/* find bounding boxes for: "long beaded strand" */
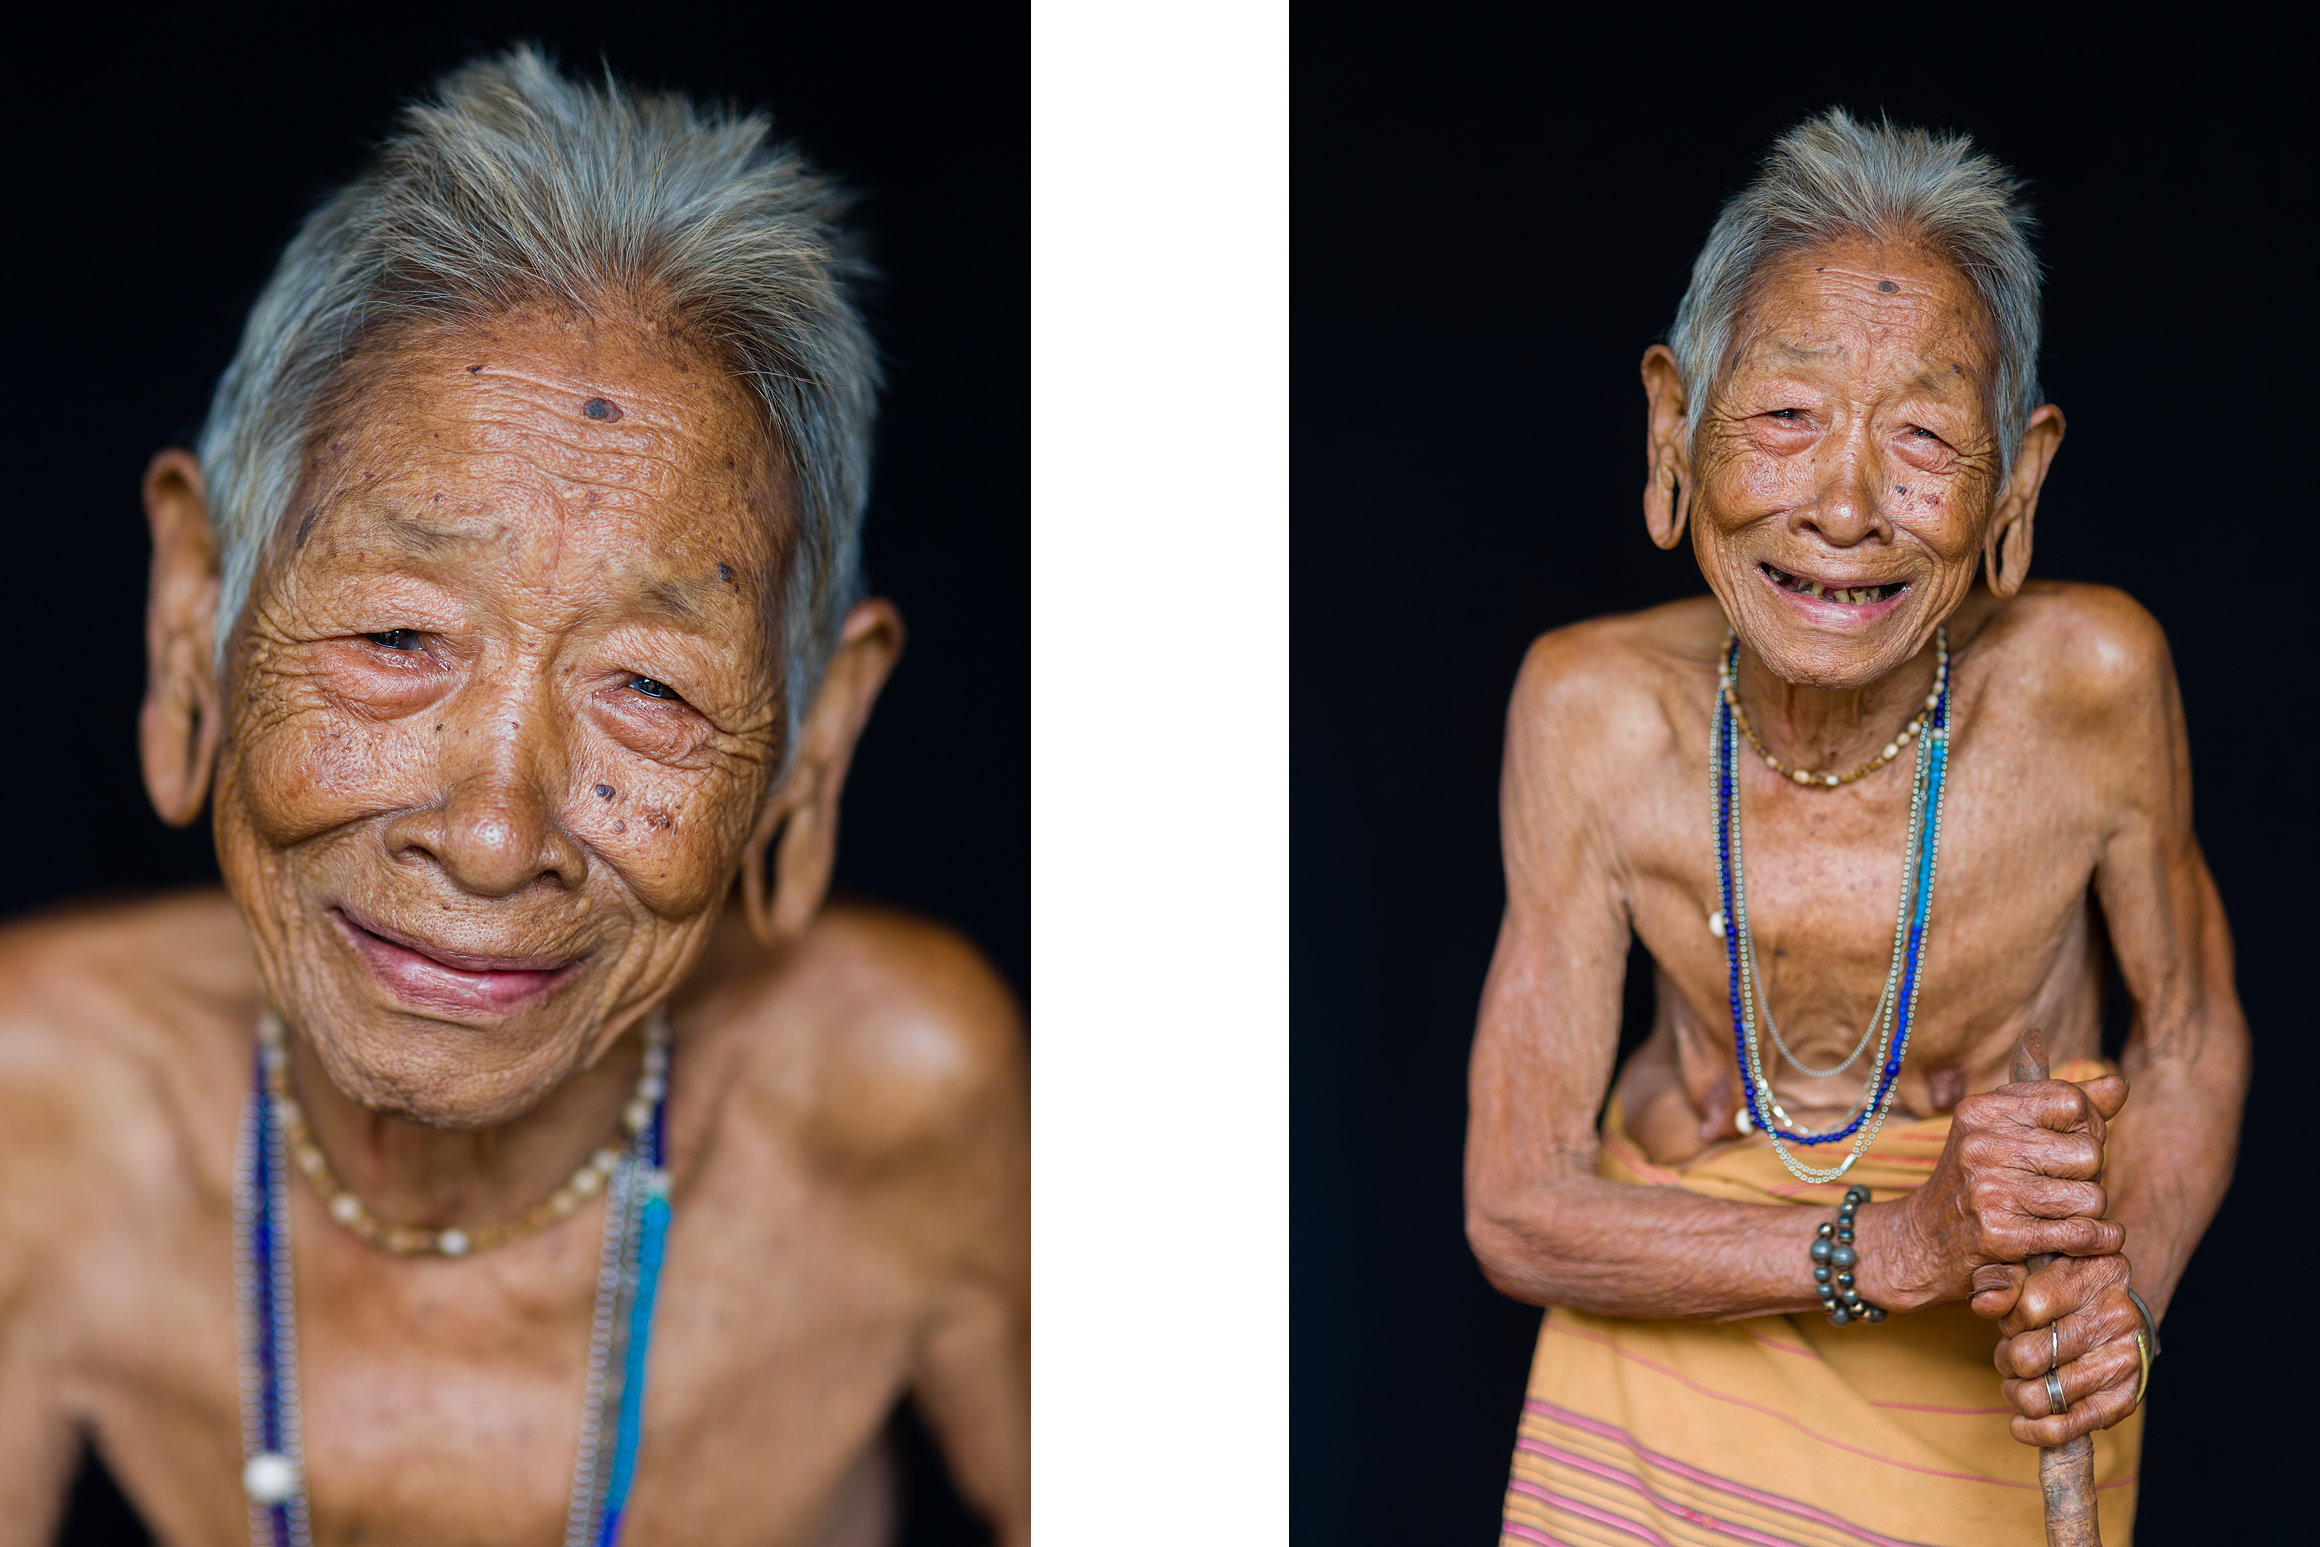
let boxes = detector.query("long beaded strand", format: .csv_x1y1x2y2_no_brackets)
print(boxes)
237,1012,674,1547
1720,633,1946,1087
1714,633,1953,1185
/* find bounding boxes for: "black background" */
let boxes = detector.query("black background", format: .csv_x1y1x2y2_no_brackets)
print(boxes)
1296,12,2313,1546
13,5,1023,1543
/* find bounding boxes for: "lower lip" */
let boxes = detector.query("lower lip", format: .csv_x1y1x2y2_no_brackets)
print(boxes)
1760,567,1909,627
332,911,578,1016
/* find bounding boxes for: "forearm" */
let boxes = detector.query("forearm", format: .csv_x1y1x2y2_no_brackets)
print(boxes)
2104,1040,2246,1321
1467,1169,1862,1320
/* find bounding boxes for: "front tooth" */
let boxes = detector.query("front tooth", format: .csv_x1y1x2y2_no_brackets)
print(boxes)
1809,582,1825,598
1840,588,1857,604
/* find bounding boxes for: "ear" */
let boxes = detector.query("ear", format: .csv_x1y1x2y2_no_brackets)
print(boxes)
139,450,224,827
739,599,905,949
1984,403,2065,598
1640,345,1692,550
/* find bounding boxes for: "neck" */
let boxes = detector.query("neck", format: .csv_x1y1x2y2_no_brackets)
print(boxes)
1732,636,1941,777
289,1023,646,1230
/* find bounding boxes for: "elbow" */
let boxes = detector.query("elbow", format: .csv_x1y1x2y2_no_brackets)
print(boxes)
1465,1184,1557,1306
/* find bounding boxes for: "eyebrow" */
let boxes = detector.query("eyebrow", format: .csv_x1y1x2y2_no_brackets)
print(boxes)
365,510,502,555
641,574,723,623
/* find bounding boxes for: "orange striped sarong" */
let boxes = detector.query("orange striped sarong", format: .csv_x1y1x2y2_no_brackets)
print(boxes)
1500,1062,2141,1547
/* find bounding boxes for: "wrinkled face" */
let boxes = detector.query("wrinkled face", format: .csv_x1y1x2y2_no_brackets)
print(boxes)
1691,238,2003,688
214,310,786,1128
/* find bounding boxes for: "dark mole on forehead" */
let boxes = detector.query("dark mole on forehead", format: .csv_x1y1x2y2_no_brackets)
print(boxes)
717,562,735,583
467,364,483,373
583,397,622,422
1878,280,1899,292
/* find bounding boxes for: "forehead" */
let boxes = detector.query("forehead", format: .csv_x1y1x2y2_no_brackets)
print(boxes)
282,308,784,624
1729,238,1993,390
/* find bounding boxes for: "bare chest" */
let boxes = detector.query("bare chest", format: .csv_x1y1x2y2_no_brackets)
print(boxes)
1622,721,2110,1107
78,1154,930,1547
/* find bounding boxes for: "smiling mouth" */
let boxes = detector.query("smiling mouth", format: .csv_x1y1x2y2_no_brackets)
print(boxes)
332,906,583,1016
1761,562,1906,607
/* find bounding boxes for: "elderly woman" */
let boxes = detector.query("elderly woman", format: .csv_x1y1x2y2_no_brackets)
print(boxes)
0,50,1025,1547
1465,111,2245,1544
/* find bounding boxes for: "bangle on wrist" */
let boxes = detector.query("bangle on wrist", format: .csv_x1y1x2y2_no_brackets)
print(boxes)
2126,1285,2159,1409
1809,1185,1886,1326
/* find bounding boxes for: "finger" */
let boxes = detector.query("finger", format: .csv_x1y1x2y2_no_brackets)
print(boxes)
2012,1178,2108,1221
2000,1080,2114,1145
2003,1214,2125,1262
2078,1074,2129,1123
1969,1263,2024,1321
2008,1358,2142,1446
1997,1287,2136,1373
2000,1333,2141,1433
2011,1268,2131,1340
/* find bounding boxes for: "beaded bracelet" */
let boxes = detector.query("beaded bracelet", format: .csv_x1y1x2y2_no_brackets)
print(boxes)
1809,1185,1887,1325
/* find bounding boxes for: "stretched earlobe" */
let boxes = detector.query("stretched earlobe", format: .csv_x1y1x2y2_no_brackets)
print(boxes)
736,598,905,951
1983,512,2034,598
1645,467,1689,551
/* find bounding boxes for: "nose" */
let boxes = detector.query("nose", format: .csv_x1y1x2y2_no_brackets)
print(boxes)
1793,427,1891,549
382,694,589,898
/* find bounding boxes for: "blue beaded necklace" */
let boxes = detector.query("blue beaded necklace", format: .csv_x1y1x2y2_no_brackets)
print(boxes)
235,1013,673,1547
1714,631,1952,1185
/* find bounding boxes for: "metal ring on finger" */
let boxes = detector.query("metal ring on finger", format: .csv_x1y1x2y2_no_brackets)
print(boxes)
2045,1367,2069,1418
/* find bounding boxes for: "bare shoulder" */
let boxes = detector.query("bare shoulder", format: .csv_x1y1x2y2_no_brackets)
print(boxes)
0,890,258,1274
677,902,1027,1172
1505,595,1725,782
0,888,256,1090
1967,581,2177,732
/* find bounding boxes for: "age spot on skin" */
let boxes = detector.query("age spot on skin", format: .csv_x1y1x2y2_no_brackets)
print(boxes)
717,562,734,584
582,397,623,422
467,364,483,374
1877,279,1899,292
595,784,615,800
645,809,673,830
614,820,627,834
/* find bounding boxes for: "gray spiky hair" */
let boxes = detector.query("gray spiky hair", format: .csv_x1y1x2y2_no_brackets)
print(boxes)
1669,108,2041,473
195,45,879,734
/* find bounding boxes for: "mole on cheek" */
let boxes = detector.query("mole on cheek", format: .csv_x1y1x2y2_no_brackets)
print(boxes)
1877,279,1898,292
596,784,615,799
582,397,623,422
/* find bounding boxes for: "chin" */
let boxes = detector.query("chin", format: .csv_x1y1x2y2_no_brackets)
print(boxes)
299,1010,585,1131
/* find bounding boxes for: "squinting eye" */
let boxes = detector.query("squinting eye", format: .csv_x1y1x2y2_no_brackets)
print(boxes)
1909,426,1939,440
366,629,422,651
628,676,679,701
1766,409,1804,422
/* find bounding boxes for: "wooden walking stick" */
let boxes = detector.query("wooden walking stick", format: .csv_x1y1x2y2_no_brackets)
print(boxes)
2010,1027,2100,1547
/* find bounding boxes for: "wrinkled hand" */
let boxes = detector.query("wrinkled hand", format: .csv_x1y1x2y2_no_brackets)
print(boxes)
1984,1253,2147,1444
1862,1073,2129,1310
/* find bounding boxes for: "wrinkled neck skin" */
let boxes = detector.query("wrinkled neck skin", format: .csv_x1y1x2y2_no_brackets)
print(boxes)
1727,627,1948,774
285,1010,649,1229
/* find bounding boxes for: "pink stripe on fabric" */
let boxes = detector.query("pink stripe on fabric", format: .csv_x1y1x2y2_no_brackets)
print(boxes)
1518,1401,1932,1547
1741,1331,1819,1360
1502,1521,1580,1547
1511,1466,1805,1547
1534,1325,2035,1488
1512,1484,1679,1546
